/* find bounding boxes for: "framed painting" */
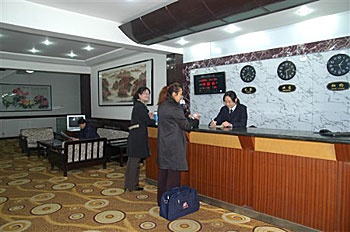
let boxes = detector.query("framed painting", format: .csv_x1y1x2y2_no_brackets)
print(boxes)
0,84,52,112
98,59,153,106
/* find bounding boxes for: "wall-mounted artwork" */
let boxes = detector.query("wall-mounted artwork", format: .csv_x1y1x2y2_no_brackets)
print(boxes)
0,84,52,112
98,59,153,106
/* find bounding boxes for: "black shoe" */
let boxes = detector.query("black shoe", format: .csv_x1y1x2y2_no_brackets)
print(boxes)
124,187,143,192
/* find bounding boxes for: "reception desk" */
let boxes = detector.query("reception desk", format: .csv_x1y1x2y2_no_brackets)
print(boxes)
146,126,350,231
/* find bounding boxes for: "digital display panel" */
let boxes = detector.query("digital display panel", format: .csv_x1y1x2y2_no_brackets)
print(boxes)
193,72,226,95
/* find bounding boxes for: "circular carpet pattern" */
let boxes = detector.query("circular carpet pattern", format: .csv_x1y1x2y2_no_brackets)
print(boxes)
8,205,25,212
222,212,251,224
144,185,157,193
34,184,46,189
8,172,28,179
7,179,31,186
148,206,162,219
28,166,46,172
0,164,13,169
31,192,55,202
93,180,114,187
82,188,94,193
140,221,157,230
0,220,32,232
0,196,8,204
94,210,125,224
49,176,68,183
168,219,202,232
136,194,149,200
69,212,85,220
101,188,124,196
105,172,124,179
84,199,109,209
31,203,62,215
253,226,288,232
52,182,75,190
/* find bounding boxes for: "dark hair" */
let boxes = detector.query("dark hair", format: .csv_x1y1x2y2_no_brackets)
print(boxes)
223,90,240,104
157,82,182,105
77,118,86,125
133,86,150,104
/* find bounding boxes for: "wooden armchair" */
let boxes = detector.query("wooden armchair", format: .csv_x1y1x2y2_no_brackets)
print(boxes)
48,138,107,176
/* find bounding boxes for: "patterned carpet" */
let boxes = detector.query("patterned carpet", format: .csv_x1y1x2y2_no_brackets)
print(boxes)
0,139,289,232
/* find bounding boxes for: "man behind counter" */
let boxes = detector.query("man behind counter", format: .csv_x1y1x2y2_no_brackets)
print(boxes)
72,118,100,140
209,90,247,128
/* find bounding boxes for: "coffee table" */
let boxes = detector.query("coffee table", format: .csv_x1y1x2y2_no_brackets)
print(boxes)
37,139,63,157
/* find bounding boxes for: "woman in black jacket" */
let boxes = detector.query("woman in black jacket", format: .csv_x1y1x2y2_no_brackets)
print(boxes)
124,87,155,192
156,83,200,206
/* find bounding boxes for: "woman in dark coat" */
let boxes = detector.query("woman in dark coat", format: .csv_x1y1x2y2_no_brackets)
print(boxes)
124,87,155,192
156,83,200,206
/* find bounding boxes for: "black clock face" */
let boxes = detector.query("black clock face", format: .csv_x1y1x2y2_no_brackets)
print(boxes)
277,61,296,80
240,65,256,83
327,54,350,76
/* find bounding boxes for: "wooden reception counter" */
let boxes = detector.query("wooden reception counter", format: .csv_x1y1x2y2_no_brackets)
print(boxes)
146,126,350,231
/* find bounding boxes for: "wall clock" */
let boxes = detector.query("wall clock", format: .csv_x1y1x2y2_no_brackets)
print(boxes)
277,61,296,80
240,65,256,83
327,53,350,76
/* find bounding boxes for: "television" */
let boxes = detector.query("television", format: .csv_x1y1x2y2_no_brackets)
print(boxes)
66,115,86,131
193,72,226,95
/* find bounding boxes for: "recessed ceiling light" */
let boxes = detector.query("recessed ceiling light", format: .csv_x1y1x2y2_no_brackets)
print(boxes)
42,38,52,45
67,51,77,58
26,70,34,74
83,45,94,51
296,6,313,16
29,47,39,53
176,38,189,46
223,24,240,34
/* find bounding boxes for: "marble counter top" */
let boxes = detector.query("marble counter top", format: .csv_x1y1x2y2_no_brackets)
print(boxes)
193,125,350,144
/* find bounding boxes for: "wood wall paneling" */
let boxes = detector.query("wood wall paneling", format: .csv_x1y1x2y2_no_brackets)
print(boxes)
336,161,350,231
252,152,338,231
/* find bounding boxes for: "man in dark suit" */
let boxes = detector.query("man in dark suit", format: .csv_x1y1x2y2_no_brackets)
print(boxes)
209,90,247,128
76,118,100,140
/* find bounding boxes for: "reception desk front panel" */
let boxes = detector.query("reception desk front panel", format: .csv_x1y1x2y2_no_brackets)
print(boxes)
146,126,350,231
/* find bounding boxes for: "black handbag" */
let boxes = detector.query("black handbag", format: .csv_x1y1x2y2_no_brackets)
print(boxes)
160,186,200,220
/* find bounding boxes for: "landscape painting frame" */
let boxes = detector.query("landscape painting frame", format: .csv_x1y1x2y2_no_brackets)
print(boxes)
98,59,153,106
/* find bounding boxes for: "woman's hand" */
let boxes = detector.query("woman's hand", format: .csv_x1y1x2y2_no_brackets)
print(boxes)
222,121,233,127
209,120,217,127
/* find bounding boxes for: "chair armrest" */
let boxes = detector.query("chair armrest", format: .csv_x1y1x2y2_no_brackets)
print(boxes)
54,132,65,141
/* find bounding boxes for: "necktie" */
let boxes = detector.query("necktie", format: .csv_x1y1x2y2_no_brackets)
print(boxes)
230,109,233,114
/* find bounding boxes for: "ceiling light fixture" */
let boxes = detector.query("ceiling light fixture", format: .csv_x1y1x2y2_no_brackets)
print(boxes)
29,47,39,53
42,38,52,45
296,6,313,16
67,51,77,58
176,38,189,46
83,45,94,51
223,24,240,33
26,70,34,74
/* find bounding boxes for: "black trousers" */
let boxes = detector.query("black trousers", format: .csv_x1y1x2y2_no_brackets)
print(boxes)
157,168,181,206
124,157,142,190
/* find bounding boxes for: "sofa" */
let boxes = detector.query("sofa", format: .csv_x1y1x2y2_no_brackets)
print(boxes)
19,127,61,156
97,128,129,166
48,138,107,176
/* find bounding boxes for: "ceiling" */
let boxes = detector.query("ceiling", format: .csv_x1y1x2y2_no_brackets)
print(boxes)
0,0,349,68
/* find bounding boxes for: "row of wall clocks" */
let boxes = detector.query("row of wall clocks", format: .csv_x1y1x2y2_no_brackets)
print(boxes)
240,53,350,83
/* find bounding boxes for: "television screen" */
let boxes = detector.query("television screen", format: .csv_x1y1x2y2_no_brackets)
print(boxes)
66,115,85,131
193,72,226,95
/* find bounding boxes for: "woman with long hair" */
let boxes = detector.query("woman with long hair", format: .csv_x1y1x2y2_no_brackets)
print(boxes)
156,82,200,205
124,86,155,192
